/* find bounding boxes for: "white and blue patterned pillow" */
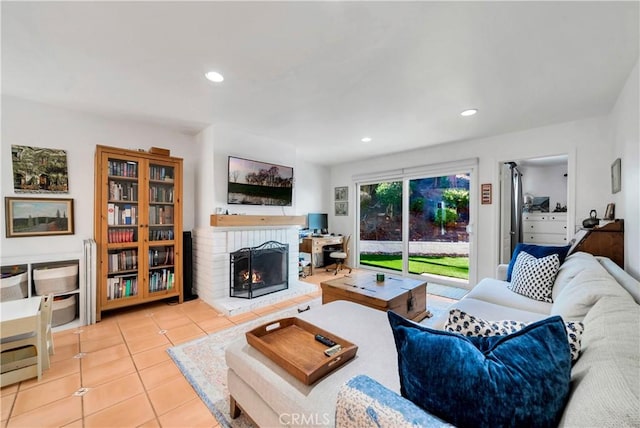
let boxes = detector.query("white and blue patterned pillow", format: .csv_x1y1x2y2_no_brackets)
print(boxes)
508,251,560,303
445,309,584,362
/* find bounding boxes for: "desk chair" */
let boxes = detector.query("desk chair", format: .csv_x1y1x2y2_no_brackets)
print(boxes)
326,235,352,275
39,294,54,369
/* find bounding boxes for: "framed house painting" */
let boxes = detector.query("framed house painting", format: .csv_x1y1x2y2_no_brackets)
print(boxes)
335,201,348,216
11,145,69,193
5,197,74,238
334,186,348,202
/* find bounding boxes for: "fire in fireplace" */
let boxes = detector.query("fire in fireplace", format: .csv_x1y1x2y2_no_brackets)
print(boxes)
230,241,289,299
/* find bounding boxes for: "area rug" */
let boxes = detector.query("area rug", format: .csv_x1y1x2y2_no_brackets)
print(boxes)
167,299,322,428
168,294,454,427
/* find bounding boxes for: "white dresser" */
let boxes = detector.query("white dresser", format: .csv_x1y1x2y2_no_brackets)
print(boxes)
522,213,568,245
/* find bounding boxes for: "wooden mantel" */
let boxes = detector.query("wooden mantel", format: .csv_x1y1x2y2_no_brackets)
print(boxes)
210,214,306,227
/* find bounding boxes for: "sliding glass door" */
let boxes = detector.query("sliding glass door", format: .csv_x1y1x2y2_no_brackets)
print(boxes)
407,175,470,281
357,163,475,286
359,180,403,272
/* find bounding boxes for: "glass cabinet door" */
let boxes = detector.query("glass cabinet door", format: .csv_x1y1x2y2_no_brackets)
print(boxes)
147,162,176,294
105,157,140,301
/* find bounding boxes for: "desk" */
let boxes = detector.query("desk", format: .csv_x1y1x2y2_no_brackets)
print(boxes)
1,296,42,386
572,219,624,268
1,296,42,331
299,236,344,275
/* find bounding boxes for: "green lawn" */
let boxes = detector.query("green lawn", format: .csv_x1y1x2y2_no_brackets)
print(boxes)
359,254,469,279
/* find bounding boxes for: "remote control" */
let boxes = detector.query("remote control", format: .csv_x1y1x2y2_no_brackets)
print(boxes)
324,344,342,357
315,334,337,347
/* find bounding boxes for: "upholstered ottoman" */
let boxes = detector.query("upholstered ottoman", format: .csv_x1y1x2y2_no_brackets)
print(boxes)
225,300,399,427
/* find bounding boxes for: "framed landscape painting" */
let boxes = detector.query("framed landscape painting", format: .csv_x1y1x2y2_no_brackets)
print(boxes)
5,197,74,238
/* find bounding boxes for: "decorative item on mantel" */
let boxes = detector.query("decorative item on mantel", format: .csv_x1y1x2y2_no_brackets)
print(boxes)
210,214,306,227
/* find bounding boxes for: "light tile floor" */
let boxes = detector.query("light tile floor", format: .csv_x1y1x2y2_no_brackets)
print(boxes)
1,270,455,427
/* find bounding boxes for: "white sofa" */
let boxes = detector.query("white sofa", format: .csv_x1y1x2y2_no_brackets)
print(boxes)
226,251,639,427
430,251,640,328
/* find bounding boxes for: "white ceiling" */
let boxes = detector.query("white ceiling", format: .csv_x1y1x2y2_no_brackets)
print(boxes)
2,1,638,166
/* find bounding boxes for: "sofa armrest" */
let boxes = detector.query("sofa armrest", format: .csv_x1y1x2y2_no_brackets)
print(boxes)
336,375,452,427
496,264,509,281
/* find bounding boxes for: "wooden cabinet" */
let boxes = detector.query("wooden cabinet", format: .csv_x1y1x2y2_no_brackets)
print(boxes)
522,213,568,245
94,145,183,320
573,220,624,268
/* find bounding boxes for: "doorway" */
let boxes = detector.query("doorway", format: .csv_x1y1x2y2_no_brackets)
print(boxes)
499,155,572,264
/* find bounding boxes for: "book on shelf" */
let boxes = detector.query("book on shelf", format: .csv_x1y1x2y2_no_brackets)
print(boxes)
107,274,138,300
108,228,135,243
148,269,174,292
108,249,138,272
107,203,115,225
124,205,132,225
108,160,138,178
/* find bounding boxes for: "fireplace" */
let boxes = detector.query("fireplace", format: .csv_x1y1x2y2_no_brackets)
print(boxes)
229,241,289,299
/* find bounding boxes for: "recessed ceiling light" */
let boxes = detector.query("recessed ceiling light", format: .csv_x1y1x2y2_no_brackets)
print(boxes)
205,71,224,83
361,137,372,143
460,109,478,117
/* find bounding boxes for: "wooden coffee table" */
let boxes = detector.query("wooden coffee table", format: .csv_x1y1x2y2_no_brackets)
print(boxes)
321,273,429,321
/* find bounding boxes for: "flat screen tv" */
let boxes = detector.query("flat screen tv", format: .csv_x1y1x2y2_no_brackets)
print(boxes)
228,156,293,206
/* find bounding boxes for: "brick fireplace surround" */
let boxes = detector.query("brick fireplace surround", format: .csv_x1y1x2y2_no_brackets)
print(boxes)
192,226,315,316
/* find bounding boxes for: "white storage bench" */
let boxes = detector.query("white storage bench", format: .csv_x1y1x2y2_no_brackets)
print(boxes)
1,254,86,330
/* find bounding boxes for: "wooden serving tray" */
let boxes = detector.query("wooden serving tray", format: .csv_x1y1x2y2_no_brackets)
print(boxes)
246,317,358,385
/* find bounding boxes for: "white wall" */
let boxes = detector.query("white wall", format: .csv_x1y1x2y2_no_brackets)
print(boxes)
330,114,617,282
5,68,636,282
1,95,198,258
1,97,331,281
609,60,639,278
194,125,216,228
209,125,329,221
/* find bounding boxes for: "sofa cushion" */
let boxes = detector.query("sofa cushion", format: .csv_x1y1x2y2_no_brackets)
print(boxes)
596,256,640,304
508,251,559,302
426,296,549,331
552,251,608,301
559,296,640,427
444,308,584,361
388,311,572,428
465,278,552,315
506,243,571,281
551,267,633,320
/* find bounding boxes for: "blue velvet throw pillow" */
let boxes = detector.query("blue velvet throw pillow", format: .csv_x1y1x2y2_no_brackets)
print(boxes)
388,311,572,428
506,243,571,281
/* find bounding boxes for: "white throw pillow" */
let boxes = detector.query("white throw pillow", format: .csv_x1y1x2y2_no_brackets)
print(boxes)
445,308,584,362
508,251,559,303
